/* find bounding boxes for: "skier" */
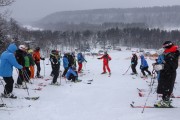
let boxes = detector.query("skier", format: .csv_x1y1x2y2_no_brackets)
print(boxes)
97,51,111,75
49,50,60,85
154,41,179,107
140,54,151,78
27,49,35,79
65,66,78,82
24,50,31,82
62,53,69,77
32,47,45,78
77,52,87,73
0,43,23,98
15,45,27,88
131,51,138,75
50,50,57,77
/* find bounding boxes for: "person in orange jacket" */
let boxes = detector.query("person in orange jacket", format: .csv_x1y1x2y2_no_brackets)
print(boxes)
97,51,112,75
32,47,45,78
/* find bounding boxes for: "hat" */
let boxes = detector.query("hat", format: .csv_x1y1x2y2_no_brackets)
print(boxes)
163,41,173,49
28,49,33,53
35,47,40,51
19,45,27,51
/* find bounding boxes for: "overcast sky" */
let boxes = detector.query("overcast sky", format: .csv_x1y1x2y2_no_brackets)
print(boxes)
6,0,180,24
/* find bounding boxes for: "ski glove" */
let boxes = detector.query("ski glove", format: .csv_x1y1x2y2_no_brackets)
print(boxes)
41,57,45,60
97,58,101,59
154,64,164,71
140,65,143,69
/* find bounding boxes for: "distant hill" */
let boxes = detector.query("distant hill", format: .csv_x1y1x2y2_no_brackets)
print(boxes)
35,6,180,31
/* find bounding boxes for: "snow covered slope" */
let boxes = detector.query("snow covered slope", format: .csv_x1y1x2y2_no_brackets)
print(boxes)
0,50,180,120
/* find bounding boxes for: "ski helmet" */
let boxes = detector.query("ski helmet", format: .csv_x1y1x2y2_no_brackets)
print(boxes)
163,41,173,49
19,45,27,51
35,47,40,51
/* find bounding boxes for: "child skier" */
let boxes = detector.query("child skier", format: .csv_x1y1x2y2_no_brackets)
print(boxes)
97,51,111,75
140,54,151,78
65,66,78,82
131,52,138,75
77,52,87,73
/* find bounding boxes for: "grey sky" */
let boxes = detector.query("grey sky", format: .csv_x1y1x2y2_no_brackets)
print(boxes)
6,0,180,24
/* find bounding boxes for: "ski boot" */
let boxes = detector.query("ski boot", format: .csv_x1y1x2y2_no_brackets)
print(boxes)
101,72,107,74
154,100,172,108
1,93,17,99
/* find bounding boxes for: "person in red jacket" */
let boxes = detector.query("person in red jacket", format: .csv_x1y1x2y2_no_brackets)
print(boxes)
97,51,112,75
32,47,45,78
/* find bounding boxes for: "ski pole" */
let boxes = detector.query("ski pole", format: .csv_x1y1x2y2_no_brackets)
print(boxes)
122,65,131,75
141,77,154,113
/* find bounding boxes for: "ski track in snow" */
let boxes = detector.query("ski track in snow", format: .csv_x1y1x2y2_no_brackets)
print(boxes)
0,48,180,120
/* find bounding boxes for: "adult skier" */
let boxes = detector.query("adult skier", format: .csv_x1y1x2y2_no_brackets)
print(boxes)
140,54,151,78
131,52,138,75
97,51,112,75
0,44,23,98
154,41,179,107
33,47,45,78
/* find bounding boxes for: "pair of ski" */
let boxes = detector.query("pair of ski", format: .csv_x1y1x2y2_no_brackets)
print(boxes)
130,101,177,108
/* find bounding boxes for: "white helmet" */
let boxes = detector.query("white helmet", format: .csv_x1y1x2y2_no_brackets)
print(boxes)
19,45,27,51
156,48,164,55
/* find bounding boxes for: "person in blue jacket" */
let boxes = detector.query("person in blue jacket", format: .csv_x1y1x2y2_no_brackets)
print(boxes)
0,43,23,98
62,53,69,77
77,52,87,73
65,66,78,82
140,54,151,78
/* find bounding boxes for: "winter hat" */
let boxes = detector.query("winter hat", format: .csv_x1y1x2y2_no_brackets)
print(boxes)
163,41,173,49
19,45,27,51
35,47,40,51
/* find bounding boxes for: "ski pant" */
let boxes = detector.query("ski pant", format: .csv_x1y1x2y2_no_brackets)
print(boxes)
141,66,151,76
29,65,35,79
67,74,77,82
35,62,41,77
17,69,25,85
3,77,14,94
62,67,68,77
157,71,176,101
131,63,137,74
103,63,111,73
78,63,83,72
52,65,60,83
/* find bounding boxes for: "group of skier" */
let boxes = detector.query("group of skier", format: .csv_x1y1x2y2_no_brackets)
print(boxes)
130,41,180,107
0,40,179,108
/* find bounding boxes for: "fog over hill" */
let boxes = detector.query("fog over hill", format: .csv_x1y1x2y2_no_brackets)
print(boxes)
34,6,180,31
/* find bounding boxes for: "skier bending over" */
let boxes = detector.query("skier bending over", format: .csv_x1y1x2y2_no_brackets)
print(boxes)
65,66,78,82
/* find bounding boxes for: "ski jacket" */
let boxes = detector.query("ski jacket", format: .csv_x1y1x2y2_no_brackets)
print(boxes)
63,55,69,68
131,54,138,65
27,53,35,66
140,55,148,68
99,54,111,65
33,50,42,63
65,67,78,79
77,53,86,63
157,55,164,64
15,49,25,67
50,53,60,66
0,44,23,77
24,53,30,67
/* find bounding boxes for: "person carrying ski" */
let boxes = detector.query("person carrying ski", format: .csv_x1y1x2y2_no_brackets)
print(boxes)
50,50,60,85
154,41,179,107
32,47,45,78
62,53,69,77
0,43,23,98
77,52,87,73
65,66,78,82
131,51,138,75
97,51,111,75
140,54,151,78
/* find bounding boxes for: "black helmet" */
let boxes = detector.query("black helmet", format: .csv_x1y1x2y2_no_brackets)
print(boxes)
35,47,40,51
163,41,173,49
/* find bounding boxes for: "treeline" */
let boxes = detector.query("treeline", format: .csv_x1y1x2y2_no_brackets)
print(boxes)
37,5,180,30
1,20,180,54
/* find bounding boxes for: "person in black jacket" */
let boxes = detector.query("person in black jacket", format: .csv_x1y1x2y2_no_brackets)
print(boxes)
154,41,180,107
131,52,138,75
15,45,27,88
50,50,60,85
